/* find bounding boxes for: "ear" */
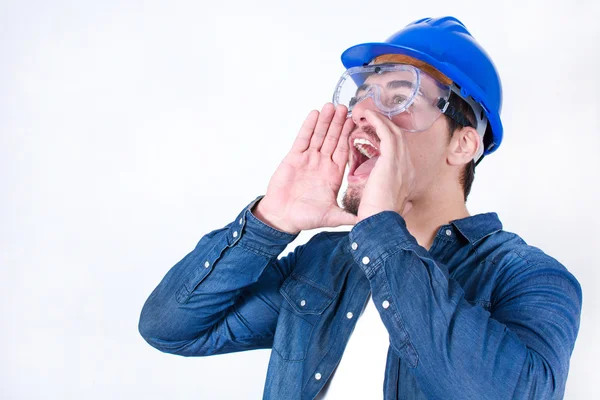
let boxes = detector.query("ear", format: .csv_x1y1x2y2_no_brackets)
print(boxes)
447,126,480,166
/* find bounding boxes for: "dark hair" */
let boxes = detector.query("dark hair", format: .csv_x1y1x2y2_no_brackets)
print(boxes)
445,92,477,201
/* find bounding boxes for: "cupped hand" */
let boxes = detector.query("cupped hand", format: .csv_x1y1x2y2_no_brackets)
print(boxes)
357,110,415,222
254,103,359,234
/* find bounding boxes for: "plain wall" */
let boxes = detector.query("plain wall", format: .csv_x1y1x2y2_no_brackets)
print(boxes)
1,0,598,398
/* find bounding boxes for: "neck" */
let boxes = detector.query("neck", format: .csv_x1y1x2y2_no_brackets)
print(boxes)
403,190,470,251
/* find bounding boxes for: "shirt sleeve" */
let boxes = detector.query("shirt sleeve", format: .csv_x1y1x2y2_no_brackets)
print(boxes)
348,210,582,400
138,195,301,356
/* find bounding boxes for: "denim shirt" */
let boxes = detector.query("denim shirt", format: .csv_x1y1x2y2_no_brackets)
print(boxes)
139,195,582,400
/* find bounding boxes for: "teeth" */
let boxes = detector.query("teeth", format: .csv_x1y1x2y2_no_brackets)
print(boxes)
354,138,377,148
353,138,379,159
356,144,373,159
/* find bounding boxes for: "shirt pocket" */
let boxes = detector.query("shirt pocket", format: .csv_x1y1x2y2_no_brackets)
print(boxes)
273,273,335,361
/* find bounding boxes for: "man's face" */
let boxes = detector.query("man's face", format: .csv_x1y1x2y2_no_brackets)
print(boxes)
341,69,451,216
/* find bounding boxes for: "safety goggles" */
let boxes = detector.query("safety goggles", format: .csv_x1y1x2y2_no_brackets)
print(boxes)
332,63,477,134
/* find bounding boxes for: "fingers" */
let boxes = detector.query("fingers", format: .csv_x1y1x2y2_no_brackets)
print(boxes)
363,110,402,158
320,105,349,156
292,104,353,167
308,103,336,151
332,116,355,169
291,109,320,153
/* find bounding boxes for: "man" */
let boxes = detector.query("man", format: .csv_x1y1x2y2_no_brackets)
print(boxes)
139,16,582,399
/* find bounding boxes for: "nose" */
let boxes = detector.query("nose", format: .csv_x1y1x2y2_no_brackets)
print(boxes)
351,96,380,126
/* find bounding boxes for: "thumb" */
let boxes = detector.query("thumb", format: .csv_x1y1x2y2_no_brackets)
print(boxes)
401,200,413,216
325,207,360,227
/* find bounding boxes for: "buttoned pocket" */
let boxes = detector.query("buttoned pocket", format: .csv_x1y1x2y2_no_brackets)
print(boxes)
273,274,335,361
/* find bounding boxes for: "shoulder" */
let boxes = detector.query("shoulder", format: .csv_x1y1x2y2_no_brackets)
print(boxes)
479,229,582,304
483,228,568,273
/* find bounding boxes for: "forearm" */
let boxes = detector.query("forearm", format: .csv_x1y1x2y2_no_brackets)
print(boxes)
138,195,299,355
349,211,582,399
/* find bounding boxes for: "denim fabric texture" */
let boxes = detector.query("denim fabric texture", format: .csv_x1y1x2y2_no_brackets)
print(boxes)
139,195,582,399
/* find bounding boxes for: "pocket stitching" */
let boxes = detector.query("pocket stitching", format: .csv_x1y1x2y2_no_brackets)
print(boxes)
280,274,335,315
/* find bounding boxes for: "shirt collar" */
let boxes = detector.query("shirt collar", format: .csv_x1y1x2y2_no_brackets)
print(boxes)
449,212,503,245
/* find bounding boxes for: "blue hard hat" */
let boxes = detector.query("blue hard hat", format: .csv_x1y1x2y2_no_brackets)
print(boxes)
341,16,503,155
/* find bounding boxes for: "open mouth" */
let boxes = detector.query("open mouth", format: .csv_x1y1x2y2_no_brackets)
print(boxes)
350,138,381,178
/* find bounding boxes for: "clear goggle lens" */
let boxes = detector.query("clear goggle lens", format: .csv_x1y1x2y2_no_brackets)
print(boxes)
332,64,451,132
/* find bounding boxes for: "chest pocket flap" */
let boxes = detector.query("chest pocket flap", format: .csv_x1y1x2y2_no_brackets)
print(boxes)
280,273,335,315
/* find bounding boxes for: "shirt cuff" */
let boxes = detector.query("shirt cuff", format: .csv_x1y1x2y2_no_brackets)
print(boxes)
227,195,300,258
348,211,418,278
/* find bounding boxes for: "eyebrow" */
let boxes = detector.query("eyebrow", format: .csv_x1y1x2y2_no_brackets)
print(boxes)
386,80,413,89
356,80,413,94
356,83,369,93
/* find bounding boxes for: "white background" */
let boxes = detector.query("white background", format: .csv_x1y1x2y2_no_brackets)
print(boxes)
1,0,599,398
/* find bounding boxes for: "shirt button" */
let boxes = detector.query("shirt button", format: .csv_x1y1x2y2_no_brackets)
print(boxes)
382,300,390,309
362,256,370,265
315,373,322,380
233,231,238,238
346,312,353,319
351,242,358,250
204,261,210,268
445,229,452,236
300,300,306,307
239,218,243,225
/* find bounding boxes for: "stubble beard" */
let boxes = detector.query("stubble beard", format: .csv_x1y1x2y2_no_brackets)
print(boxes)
341,183,363,217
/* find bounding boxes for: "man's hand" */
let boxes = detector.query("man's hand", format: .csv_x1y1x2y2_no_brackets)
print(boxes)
254,103,359,234
357,110,416,222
